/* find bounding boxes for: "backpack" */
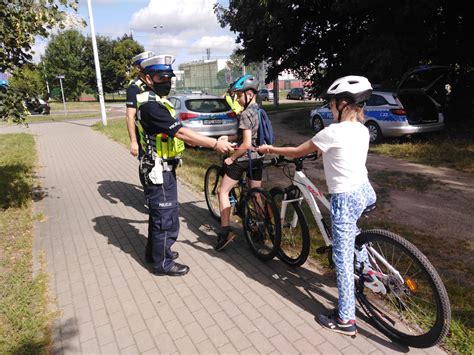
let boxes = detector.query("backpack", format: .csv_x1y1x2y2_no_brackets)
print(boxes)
257,108,274,145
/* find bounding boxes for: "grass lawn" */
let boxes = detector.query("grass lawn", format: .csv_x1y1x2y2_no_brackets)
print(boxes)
0,134,54,354
49,101,100,111
93,116,472,354
281,107,474,172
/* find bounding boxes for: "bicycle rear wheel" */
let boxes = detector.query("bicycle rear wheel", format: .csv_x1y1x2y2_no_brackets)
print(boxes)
355,229,451,348
270,187,310,267
204,165,222,221
242,187,281,261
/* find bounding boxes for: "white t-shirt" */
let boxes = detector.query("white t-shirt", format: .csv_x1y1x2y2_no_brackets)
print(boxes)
312,121,369,194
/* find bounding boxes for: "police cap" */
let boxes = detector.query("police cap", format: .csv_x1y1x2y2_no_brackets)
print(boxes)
131,51,155,66
141,55,176,78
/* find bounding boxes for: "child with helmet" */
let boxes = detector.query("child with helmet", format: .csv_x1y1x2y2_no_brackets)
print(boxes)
258,76,380,336
215,74,264,251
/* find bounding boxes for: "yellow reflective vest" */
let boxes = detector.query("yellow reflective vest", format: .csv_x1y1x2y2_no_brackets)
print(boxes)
136,91,185,159
225,93,243,114
127,77,147,92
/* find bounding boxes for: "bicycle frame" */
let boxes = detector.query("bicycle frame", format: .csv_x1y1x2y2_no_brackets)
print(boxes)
278,158,405,283
280,170,332,246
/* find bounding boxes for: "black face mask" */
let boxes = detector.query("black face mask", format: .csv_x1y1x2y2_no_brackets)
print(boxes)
153,81,171,97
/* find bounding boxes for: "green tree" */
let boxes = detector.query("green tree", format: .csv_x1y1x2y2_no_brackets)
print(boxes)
82,35,117,94
41,29,88,100
112,35,145,89
9,65,46,99
214,1,473,99
0,0,78,72
83,34,144,94
0,0,79,122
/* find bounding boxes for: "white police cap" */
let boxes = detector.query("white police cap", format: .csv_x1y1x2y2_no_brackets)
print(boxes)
131,51,155,66
141,55,176,77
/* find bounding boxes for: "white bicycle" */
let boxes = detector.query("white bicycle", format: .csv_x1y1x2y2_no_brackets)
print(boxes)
267,153,451,348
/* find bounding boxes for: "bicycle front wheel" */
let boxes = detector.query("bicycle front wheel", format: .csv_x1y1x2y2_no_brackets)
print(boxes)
355,229,451,348
242,187,281,261
204,165,222,222
270,187,310,267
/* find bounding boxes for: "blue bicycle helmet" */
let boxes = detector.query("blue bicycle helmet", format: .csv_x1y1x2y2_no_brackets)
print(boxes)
231,74,258,92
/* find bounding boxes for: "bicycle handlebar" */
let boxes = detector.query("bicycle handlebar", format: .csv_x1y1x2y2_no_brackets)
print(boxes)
262,153,319,168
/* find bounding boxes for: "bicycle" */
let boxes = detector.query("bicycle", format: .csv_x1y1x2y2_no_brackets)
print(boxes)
204,156,281,261
267,153,451,348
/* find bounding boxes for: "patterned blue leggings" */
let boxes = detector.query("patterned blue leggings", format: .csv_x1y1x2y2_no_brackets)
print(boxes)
330,181,376,322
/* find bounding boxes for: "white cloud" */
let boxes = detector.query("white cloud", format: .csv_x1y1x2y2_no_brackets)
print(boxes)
129,0,222,36
189,35,237,54
129,0,237,64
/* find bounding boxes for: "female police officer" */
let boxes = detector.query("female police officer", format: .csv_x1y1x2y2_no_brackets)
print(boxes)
136,54,233,276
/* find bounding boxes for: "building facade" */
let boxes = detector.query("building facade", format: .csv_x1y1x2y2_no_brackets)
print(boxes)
179,59,228,94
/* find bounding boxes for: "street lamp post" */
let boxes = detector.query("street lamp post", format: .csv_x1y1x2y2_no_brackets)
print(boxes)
56,74,67,115
87,0,107,126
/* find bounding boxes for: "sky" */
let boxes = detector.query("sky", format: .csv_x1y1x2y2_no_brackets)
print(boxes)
32,0,238,68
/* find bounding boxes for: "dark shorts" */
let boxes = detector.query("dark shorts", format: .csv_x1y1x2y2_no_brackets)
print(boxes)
224,159,263,181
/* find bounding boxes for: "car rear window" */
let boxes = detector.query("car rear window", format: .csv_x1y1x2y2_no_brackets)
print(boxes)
185,99,230,113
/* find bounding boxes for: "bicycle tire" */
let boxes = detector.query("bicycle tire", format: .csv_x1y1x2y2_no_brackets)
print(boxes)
270,187,310,267
355,229,451,348
204,165,222,222
242,187,281,261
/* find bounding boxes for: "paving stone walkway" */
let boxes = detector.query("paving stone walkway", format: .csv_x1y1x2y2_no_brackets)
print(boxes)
1,119,445,354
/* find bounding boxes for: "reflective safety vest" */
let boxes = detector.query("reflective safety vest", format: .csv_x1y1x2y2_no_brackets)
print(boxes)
225,93,243,114
127,77,147,93
136,91,185,159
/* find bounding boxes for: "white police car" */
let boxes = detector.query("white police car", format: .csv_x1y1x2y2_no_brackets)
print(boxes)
310,66,448,143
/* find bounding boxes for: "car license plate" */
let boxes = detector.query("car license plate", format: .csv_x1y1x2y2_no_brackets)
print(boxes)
203,119,222,125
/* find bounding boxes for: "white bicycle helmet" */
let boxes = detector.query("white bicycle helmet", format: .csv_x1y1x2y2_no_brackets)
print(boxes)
323,75,373,103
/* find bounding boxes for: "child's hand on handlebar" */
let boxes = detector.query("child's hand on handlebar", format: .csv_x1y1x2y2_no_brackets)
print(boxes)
257,144,272,154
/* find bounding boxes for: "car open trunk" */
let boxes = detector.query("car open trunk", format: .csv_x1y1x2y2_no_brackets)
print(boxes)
396,65,449,125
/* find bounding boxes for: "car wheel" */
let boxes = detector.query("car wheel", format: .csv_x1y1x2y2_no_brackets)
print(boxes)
287,95,290,99
311,116,324,133
298,95,303,100
365,121,382,144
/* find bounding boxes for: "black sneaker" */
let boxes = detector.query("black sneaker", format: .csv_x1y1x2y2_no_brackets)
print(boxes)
214,230,236,251
318,311,357,336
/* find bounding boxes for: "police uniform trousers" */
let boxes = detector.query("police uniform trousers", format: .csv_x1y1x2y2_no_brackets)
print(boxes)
143,169,180,273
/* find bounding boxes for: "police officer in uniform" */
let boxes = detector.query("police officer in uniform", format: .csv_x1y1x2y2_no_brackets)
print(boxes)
137,55,234,276
224,81,243,114
125,51,154,157
125,51,157,263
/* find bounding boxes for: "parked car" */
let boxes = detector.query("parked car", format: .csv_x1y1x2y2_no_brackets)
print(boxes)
309,66,448,143
167,94,238,137
257,88,274,101
25,97,50,115
287,87,311,100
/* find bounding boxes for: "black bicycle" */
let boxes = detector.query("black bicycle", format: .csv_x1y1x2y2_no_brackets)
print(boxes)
204,156,281,261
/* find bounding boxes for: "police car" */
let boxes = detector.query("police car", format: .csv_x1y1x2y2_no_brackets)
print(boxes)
309,65,448,143
168,94,238,137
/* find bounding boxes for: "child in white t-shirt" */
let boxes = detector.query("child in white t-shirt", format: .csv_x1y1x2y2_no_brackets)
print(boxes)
258,76,379,336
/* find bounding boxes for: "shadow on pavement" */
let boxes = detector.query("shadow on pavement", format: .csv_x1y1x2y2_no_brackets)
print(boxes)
92,179,409,352
97,180,148,214
92,215,151,270
178,199,410,353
